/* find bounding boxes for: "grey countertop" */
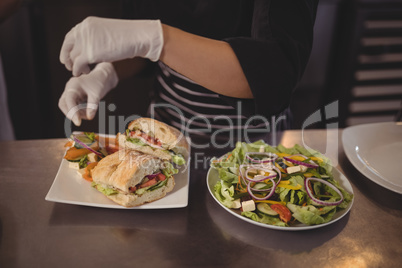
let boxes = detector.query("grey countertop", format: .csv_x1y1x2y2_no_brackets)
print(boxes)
1,129,401,268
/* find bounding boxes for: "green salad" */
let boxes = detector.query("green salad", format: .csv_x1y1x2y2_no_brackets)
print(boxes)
210,140,353,227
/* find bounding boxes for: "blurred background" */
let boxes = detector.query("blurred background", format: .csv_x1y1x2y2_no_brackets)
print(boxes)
0,0,401,140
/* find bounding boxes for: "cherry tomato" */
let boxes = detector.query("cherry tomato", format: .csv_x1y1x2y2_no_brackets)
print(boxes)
270,204,292,223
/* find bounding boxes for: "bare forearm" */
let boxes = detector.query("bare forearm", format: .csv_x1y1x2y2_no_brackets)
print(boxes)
112,57,149,80
160,24,253,99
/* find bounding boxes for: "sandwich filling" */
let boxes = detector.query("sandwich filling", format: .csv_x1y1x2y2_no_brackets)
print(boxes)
92,161,178,197
125,129,186,165
127,129,164,149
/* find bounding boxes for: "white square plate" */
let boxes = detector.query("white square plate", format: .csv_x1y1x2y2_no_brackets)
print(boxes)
45,134,190,209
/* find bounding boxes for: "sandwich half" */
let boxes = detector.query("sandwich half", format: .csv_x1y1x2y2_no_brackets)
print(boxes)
91,149,178,207
117,117,189,165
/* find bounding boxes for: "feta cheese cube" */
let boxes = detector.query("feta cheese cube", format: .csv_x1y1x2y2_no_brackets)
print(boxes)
232,199,241,209
242,200,256,212
247,169,258,176
69,162,80,170
259,145,265,153
286,165,301,174
300,165,308,172
88,152,97,162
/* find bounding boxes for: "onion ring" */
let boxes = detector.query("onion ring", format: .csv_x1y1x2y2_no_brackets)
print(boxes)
146,172,161,179
73,135,102,157
283,155,318,168
305,177,344,206
245,168,277,182
247,177,276,200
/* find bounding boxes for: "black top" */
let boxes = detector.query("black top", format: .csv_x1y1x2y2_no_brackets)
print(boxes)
122,0,318,135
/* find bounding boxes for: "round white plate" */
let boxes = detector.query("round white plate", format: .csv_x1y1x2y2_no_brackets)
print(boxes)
206,166,354,231
342,122,402,194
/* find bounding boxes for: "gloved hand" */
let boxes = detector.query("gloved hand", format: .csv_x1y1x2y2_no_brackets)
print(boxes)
58,62,118,126
60,16,163,76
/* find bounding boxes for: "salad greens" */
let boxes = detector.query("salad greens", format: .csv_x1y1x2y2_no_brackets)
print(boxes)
210,140,353,227
84,132,96,142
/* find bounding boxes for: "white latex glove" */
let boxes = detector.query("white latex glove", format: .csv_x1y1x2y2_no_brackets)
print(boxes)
58,62,118,126
60,16,163,76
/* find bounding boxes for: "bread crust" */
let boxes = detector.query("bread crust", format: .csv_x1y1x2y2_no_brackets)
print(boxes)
126,117,189,156
96,176,175,207
92,149,162,193
116,133,173,161
91,150,175,207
